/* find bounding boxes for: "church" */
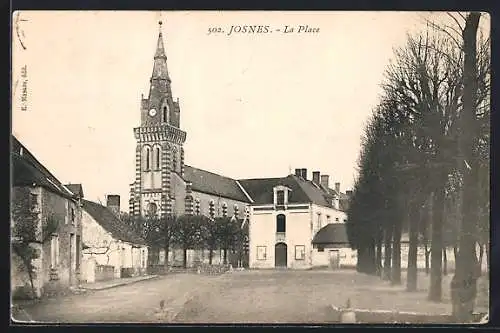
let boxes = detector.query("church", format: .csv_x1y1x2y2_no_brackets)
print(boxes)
128,21,353,269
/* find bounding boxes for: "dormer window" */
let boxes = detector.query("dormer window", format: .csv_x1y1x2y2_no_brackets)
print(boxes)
276,191,285,205
273,185,291,208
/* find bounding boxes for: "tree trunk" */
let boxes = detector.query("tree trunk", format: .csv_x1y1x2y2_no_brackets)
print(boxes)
366,240,377,275
383,226,393,281
208,247,213,265
183,247,188,269
391,222,402,285
223,248,228,264
376,237,383,277
451,12,482,323
425,244,430,275
453,245,458,262
164,242,170,269
407,204,419,292
443,247,448,276
429,186,445,302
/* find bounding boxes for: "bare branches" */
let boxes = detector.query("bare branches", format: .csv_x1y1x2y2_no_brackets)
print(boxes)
447,12,465,32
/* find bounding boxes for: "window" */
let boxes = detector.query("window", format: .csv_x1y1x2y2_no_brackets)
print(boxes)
143,146,151,170
147,202,158,217
172,152,177,173
316,213,322,229
335,217,339,222
195,198,201,215
163,103,169,123
65,201,70,224
326,215,331,225
222,202,228,217
318,245,324,252
155,147,161,170
234,204,239,218
257,246,267,260
50,234,59,269
295,245,306,260
29,193,39,212
276,214,286,233
70,206,75,225
209,200,215,219
343,219,347,223
76,235,81,270
276,190,285,205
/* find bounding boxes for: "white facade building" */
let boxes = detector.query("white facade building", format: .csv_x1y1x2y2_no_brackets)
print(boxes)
241,168,354,269
81,197,148,283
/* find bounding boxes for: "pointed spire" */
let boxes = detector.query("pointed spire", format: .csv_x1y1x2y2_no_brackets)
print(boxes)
155,20,166,59
150,19,170,82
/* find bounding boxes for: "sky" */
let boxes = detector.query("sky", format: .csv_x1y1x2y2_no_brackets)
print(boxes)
12,11,487,212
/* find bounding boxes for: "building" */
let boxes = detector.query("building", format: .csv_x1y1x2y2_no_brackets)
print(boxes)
80,196,148,283
11,136,83,298
127,22,251,267
126,22,353,270
241,168,352,269
312,223,357,268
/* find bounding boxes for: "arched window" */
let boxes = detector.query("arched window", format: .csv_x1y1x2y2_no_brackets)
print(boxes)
163,106,168,123
143,146,151,170
155,147,161,170
276,214,286,233
209,200,215,219
222,202,228,217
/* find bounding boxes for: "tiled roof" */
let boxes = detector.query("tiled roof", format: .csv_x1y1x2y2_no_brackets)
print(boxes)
12,136,75,199
312,223,349,245
184,165,251,203
65,183,84,198
294,176,332,207
82,199,147,246
239,174,347,210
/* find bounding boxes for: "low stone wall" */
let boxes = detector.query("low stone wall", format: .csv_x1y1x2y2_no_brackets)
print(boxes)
197,263,232,275
163,264,232,276
95,265,115,281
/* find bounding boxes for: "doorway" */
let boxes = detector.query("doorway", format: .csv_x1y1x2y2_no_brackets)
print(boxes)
275,243,287,268
329,250,340,269
70,233,75,284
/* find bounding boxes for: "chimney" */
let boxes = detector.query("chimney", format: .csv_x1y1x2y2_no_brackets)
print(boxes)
301,168,307,180
335,182,340,194
295,168,301,177
320,175,330,189
312,171,320,185
106,195,120,216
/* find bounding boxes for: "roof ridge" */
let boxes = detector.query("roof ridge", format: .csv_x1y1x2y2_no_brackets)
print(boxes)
239,176,284,182
185,164,237,181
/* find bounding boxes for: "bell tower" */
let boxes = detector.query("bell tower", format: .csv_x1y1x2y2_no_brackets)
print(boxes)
130,20,187,219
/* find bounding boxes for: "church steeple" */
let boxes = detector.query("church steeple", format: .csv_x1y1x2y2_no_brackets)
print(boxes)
155,22,167,59
151,21,170,82
131,18,187,220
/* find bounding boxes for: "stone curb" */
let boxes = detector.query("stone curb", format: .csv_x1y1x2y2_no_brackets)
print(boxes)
329,304,488,324
81,275,159,291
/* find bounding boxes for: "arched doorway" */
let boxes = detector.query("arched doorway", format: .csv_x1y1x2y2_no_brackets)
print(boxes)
275,243,287,268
